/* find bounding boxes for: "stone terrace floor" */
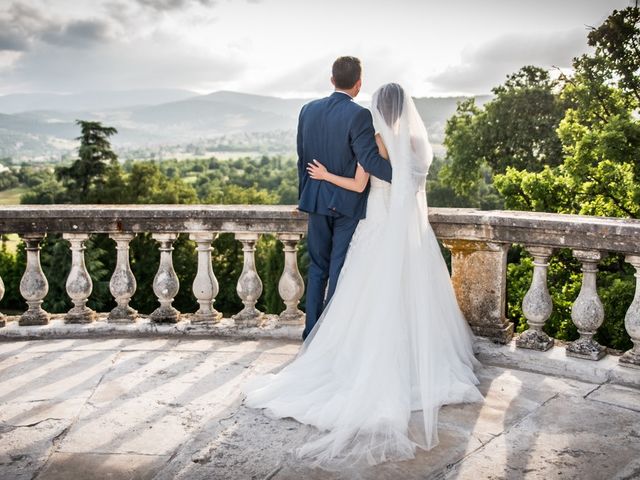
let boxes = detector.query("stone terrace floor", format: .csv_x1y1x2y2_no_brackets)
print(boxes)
1,337,640,480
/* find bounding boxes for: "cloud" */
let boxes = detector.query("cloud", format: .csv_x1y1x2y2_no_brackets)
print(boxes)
0,29,29,52
0,0,241,93
135,0,216,11
4,33,244,93
427,27,590,94
0,3,113,52
41,19,112,48
0,3,47,51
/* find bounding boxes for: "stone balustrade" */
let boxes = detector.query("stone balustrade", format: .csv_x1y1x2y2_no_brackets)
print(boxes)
0,205,639,370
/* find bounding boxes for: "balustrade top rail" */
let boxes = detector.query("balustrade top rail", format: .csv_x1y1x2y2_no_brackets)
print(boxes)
2,205,640,254
429,208,640,254
0,205,308,235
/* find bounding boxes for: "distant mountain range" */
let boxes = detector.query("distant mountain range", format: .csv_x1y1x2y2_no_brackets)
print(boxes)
0,89,491,162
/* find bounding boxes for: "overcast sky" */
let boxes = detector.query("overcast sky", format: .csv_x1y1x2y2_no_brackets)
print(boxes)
0,0,633,99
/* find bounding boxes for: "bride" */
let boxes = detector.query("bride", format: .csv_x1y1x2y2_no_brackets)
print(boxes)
243,83,484,469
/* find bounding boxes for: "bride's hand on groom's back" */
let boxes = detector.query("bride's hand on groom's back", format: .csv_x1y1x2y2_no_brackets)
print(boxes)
307,159,328,180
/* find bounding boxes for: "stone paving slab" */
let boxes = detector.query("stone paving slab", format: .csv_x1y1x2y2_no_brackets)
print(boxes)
446,393,640,480
0,338,639,480
35,452,170,480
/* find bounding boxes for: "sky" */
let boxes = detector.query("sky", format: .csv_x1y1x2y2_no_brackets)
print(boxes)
0,0,633,99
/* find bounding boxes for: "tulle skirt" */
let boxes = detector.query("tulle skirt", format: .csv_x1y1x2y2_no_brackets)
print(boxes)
243,186,484,469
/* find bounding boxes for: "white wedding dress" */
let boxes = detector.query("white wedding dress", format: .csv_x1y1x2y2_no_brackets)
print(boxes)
244,84,484,470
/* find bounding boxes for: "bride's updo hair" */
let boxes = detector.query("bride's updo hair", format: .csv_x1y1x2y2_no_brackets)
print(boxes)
376,83,405,127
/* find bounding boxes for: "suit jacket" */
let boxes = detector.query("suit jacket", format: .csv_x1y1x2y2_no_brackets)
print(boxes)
297,91,393,219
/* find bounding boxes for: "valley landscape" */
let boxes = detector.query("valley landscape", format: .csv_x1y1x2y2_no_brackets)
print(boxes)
0,89,490,162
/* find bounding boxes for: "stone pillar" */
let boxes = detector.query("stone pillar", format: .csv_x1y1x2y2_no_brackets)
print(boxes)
567,250,606,360
63,233,96,324
232,232,263,327
441,239,513,344
189,232,222,325
516,246,554,351
150,233,180,323
19,235,50,326
277,233,305,325
108,233,138,323
620,254,640,368
0,272,5,328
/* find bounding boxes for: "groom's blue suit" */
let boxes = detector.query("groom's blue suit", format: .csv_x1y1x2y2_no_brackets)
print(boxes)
297,91,393,339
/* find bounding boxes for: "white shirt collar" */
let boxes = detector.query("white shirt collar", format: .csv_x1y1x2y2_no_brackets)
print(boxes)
334,90,353,99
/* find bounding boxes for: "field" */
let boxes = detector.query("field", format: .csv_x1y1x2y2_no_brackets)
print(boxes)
0,187,27,205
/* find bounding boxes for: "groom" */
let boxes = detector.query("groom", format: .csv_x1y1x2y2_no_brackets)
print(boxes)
297,56,393,340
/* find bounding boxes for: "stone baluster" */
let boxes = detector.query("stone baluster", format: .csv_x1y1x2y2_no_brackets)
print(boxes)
19,235,50,326
150,233,180,323
63,233,96,324
620,254,640,368
441,239,513,344
516,246,554,351
190,232,222,325
277,233,305,325
108,233,138,323
0,272,5,328
233,233,263,326
566,250,606,360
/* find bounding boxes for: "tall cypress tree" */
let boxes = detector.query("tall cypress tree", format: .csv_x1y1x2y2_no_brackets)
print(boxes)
56,120,118,202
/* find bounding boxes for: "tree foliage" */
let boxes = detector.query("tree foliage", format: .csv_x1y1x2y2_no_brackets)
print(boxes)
56,120,118,202
441,66,566,206
494,7,640,218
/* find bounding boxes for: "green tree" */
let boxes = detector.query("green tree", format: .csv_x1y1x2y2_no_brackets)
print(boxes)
56,120,118,202
494,7,640,218
441,66,566,207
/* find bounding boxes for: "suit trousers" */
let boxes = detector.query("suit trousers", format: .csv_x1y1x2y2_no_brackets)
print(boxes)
303,212,360,340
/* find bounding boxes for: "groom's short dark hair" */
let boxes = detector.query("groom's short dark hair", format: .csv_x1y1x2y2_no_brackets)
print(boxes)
332,56,361,89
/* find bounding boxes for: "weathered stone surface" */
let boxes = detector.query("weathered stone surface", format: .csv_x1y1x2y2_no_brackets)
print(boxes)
3,206,640,255
0,204,308,235
108,233,138,323
150,233,181,324
1,337,638,480
0,313,304,340
19,235,49,326
277,233,305,326
585,383,640,412
0,417,71,480
442,239,513,344
517,246,554,351
0,273,5,328
567,250,607,361
37,452,170,480
189,232,222,325
620,254,640,368
445,393,640,480
516,329,554,351
430,207,640,255
63,233,96,324
232,232,264,327
0,349,117,403
476,337,640,388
